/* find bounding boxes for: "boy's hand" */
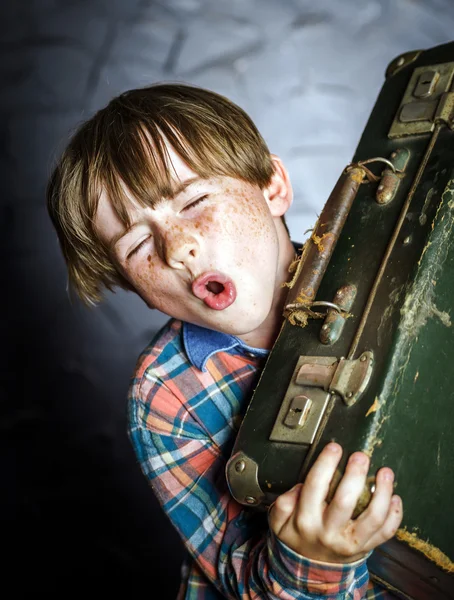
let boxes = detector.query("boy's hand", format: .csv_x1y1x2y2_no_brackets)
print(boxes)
268,442,403,564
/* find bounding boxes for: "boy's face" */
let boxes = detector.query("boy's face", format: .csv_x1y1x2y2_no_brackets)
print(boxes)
95,141,294,346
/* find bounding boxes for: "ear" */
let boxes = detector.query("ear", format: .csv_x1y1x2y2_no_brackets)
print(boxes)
263,154,293,217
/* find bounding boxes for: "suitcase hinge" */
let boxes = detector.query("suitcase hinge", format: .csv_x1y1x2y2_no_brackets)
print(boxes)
269,352,374,445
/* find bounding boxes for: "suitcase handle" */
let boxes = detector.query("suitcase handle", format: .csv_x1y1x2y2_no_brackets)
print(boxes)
283,158,399,327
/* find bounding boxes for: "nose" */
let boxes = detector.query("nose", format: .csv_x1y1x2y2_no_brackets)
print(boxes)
163,228,199,270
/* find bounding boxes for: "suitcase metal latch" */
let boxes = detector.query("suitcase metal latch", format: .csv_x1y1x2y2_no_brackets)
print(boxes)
389,61,454,138
269,352,373,445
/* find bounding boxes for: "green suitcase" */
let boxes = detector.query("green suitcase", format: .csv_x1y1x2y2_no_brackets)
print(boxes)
226,41,454,599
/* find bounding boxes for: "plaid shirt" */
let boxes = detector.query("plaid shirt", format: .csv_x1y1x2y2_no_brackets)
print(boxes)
128,319,393,599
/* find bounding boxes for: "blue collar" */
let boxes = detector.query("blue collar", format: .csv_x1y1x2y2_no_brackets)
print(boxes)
182,321,269,372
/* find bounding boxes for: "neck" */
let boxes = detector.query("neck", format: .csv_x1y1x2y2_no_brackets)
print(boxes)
238,235,297,350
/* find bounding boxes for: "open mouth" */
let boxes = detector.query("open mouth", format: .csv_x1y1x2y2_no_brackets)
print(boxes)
206,281,225,295
192,272,237,310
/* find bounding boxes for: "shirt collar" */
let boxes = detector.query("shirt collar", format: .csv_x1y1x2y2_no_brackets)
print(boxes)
182,321,269,372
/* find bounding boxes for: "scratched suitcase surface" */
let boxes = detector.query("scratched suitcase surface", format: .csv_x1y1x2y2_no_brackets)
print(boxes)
226,41,454,599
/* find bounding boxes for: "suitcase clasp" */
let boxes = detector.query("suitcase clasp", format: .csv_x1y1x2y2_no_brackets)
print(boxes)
296,351,374,406
388,61,454,137
269,352,374,445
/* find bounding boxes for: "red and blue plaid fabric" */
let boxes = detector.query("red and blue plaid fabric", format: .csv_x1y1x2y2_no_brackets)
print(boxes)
128,319,393,599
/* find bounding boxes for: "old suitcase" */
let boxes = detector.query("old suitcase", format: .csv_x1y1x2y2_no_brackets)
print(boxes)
226,41,454,599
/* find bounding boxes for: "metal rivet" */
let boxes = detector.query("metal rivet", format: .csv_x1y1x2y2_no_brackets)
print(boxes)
397,56,405,67
235,460,246,473
346,392,353,398
245,496,256,504
403,235,412,245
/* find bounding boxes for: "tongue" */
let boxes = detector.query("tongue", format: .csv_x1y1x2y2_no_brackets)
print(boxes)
206,281,224,294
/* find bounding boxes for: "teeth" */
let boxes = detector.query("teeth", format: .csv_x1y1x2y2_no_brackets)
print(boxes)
206,281,224,294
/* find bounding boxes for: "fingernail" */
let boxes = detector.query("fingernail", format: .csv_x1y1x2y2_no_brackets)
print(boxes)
383,469,394,482
350,453,367,464
326,442,340,453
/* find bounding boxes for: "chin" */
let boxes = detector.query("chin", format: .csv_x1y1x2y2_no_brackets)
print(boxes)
216,308,272,337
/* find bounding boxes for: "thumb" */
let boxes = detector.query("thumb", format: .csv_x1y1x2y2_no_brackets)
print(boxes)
268,484,302,535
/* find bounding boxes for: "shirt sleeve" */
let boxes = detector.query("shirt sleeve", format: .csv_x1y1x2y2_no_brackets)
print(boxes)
128,372,386,600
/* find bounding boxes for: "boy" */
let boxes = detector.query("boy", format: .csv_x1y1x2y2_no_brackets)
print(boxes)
47,83,402,599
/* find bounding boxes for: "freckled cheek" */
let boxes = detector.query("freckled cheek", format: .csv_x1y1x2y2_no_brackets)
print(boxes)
132,256,164,288
134,268,176,307
145,254,160,271
220,193,274,240
194,207,223,239
193,219,213,238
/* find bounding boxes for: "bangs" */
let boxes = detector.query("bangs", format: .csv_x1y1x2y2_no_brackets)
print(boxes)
93,86,275,228
93,123,175,230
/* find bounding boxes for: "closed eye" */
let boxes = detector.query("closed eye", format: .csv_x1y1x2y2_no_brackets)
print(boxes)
183,194,209,211
127,235,152,259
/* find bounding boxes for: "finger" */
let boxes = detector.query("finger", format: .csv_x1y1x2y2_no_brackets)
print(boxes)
363,494,403,552
353,467,395,541
298,443,343,513
268,484,302,536
323,451,370,532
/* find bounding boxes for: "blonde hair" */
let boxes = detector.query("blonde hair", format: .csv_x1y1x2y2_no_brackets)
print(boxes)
47,83,280,305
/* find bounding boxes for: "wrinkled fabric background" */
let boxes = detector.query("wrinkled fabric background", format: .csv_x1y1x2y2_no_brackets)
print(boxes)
2,0,453,595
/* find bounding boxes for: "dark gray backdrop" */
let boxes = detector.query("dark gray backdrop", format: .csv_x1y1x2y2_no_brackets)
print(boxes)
3,0,453,596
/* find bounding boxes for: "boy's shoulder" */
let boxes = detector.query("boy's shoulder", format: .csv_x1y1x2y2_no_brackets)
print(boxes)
132,318,184,383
